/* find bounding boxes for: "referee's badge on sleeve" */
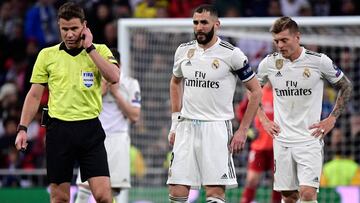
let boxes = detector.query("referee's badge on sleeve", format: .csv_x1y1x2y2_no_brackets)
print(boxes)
82,71,94,88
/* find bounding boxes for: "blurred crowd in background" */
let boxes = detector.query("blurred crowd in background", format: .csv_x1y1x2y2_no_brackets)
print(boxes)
0,0,360,188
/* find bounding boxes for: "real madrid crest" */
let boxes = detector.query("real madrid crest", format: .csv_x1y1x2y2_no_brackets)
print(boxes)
212,59,219,69
187,48,195,59
275,59,283,70
303,68,311,78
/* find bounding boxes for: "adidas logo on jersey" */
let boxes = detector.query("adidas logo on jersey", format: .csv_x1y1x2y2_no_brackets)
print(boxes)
220,173,228,179
275,71,282,77
313,177,319,183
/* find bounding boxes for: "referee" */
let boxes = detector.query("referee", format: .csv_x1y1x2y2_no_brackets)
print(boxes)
14,2,119,203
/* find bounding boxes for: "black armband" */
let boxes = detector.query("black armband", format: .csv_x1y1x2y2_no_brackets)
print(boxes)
17,125,27,134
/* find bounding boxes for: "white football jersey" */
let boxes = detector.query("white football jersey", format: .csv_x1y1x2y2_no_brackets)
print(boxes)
257,47,344,146
173,37,254,120
99,75,141,133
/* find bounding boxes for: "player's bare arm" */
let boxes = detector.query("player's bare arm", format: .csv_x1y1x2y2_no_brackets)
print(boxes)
15,84,45,151
257,103,280,138
82,25,120,83
231,77,262,153
309,76,352,137
168,75,183,146
109,82,140,122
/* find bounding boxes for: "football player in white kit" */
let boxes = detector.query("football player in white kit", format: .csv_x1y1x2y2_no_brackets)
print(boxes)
75,49,141,203
167,5,262,203
257,17,352,203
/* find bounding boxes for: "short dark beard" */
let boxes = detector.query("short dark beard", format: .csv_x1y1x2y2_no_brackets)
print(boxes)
194,26,214,45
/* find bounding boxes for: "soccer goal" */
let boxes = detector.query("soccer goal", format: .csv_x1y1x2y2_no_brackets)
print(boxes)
118,16,360,203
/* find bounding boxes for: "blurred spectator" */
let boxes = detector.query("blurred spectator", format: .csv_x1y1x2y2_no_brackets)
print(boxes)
311,0,331,16
103,21,118,48
243,0,270,17
88,2,113,43
0,1,22,39
134,0,168,18
167,0,208,18
280,0,311,16
0,82,20,122
23,39,40,94
0,116,20,187
320,142,360,186
340,0,357,15
24,0,59,48
213,0,242,17
268,0,283,16
130,145,146,179
113,1,132,18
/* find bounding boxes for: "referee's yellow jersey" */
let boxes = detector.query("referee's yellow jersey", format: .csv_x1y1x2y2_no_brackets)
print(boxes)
30,43,118,121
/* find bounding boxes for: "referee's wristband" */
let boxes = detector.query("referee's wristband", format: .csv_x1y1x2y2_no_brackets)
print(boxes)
17,125,27,134
85,44,95,53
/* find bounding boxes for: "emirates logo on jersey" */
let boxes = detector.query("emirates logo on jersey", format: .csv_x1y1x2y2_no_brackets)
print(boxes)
303,68,311,78
212,59,219,69
275,59,283,70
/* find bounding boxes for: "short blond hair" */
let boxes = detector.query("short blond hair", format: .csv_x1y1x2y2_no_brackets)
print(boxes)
270,16,299,34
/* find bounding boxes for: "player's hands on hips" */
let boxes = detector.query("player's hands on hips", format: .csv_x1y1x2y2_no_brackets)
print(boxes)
81,24,93,49
15,131,28,151
230,128,247,153
309,115,336,138
262,120,281,138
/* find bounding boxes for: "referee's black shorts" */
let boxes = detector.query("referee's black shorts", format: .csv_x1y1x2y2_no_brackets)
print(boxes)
45,117,109,184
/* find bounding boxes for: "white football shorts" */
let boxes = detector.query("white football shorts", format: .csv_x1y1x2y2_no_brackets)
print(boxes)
167,119,237,189
76,132,131,188
273,139,324,191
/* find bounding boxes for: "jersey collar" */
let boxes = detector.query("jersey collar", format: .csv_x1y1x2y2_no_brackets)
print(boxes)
195,37,221,52
59,42,84,56
292,47,306,62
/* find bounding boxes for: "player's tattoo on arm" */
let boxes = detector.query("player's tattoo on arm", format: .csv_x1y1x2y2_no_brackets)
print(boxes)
330,76,352,118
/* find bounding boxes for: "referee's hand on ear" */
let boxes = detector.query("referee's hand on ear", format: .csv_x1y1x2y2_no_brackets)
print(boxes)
81,24,93,49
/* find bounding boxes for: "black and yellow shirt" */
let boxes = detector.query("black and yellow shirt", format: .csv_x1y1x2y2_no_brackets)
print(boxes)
30,42,118,121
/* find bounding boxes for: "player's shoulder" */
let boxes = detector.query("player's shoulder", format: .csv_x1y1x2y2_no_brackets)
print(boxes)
179,40,196,48
121,75,140,87
304,49,330,65
219,40,235,51
122,75,138,83
38,43,62,60
263,52,280,62
41,43,61,53
305,49,322,57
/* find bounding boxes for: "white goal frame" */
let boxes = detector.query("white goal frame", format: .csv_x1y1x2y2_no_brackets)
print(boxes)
118,16,360,76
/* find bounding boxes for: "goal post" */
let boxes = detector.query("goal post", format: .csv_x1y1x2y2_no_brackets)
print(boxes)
119,16,360,75
117,16,360,202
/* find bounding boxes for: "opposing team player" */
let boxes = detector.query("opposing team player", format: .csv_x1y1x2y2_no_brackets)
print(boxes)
238,82,281,203
257,16,352,203
167,4,262,203
75,49,141,203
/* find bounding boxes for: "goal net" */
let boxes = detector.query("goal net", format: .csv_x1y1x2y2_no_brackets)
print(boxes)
118,16,360,203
